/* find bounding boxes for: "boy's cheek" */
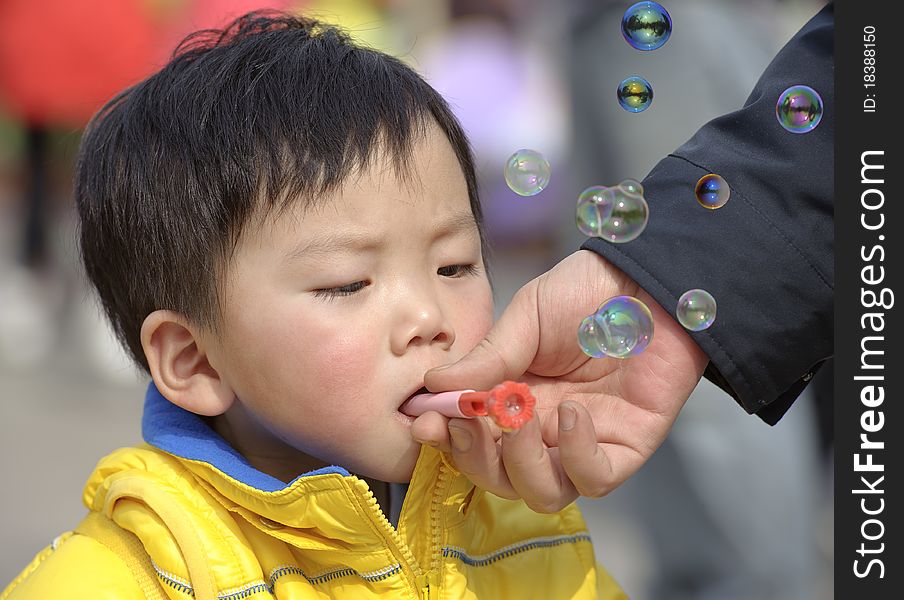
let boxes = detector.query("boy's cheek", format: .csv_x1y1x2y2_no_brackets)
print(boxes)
307,336,380,393
456,294,494,349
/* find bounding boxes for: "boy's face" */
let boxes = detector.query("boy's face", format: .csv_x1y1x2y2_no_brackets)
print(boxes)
203,124,494,483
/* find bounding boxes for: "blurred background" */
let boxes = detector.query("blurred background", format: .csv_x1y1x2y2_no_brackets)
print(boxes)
0,0,832,597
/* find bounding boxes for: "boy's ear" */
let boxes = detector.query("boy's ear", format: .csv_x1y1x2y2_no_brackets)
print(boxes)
140,310,234,416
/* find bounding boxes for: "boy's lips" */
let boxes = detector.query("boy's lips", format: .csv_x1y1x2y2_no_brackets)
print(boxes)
394,386,427,427
398,386,433,418
401,386,429,408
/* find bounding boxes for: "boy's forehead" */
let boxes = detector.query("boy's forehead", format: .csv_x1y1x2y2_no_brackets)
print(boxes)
280,210,479,261
353,123,464,194
282,128,466,217
243,129,474,254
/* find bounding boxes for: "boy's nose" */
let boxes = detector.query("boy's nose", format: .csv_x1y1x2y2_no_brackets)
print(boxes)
390,304,455,356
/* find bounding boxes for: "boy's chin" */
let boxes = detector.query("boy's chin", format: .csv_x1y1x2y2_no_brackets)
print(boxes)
357,446,421,484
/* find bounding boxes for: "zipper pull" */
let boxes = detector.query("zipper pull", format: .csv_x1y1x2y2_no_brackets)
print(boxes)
416,572,439,600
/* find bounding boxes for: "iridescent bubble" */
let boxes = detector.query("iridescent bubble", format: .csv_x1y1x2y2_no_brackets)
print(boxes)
592,296,654,358
578,314,607,358
776,85,823,134
622,1,672,51
576,186,615,237
597,183,649,243
676,289,717,331
695,174,730,209
504,149,551,196
617,76,653,113
619,179,644,196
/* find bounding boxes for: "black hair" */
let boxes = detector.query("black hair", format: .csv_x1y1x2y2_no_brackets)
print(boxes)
75,11,487,374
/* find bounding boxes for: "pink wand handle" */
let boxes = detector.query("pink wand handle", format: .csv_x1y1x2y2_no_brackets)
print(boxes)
401,390,475,419
400,381,536,431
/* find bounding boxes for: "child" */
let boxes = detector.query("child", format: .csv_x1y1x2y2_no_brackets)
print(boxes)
2,12,625,599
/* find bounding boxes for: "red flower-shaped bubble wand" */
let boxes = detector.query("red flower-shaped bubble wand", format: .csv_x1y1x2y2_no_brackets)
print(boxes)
401,380,536,431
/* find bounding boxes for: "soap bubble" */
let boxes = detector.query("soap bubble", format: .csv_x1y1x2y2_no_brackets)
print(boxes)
576,186,615,237
597,181,649,243
617,76,653,112
622,1,672,51
776,85,823,134
504,149,551,196
580,296,654,359
676,289,717,331
594,296,654,358
619,179,644,195
695,174,730,209
578,314,608,358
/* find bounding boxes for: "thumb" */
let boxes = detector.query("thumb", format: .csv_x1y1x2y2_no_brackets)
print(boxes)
425,278,540,392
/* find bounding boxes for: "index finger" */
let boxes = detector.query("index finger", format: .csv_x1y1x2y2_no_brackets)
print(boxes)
556,401,619,498
424,279,540,392
501,414,578,513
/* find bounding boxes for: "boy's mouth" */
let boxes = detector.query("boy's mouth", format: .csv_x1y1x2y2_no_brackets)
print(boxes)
405,386,429,402
400,386,429,410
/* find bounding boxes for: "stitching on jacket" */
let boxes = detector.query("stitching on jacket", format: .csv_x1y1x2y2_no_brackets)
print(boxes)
267,565,306,587
282,562,403,586
443,532,592,567
151,561,196,597
268,563,401,587
152,563,275,599
148,560,404,598
152,561,273,598
216,581,273,599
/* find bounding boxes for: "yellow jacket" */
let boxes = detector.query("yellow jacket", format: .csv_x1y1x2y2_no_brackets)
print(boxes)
3,386,627,599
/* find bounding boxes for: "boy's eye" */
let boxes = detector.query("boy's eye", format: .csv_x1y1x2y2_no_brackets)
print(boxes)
438,264,480,278
313,265,477,300
313,281,368,299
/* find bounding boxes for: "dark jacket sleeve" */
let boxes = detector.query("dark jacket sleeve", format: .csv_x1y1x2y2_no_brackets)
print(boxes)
581,3,834,424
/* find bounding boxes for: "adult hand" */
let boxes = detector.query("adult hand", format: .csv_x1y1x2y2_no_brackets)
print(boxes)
410,250,708,513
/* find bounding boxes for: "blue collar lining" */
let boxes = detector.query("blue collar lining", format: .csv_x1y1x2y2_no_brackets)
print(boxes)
142,382,349,492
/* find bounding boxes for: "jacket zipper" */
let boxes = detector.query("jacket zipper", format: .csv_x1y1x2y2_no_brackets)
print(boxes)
415,571,440,600
419,461,450,599
427,463,451,574
361,461,450,600
361,486,425,598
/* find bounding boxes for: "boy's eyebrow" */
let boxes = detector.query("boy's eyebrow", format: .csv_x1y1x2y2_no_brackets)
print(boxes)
284,211,479,261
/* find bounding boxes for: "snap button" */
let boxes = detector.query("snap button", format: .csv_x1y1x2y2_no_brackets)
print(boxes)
802,372,814,382
259,516,283,530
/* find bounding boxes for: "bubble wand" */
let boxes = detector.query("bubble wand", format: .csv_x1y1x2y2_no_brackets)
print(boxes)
401,381,536,431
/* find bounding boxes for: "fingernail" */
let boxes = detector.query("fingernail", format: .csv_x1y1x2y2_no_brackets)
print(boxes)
449,426,472,452
559,404,577,431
